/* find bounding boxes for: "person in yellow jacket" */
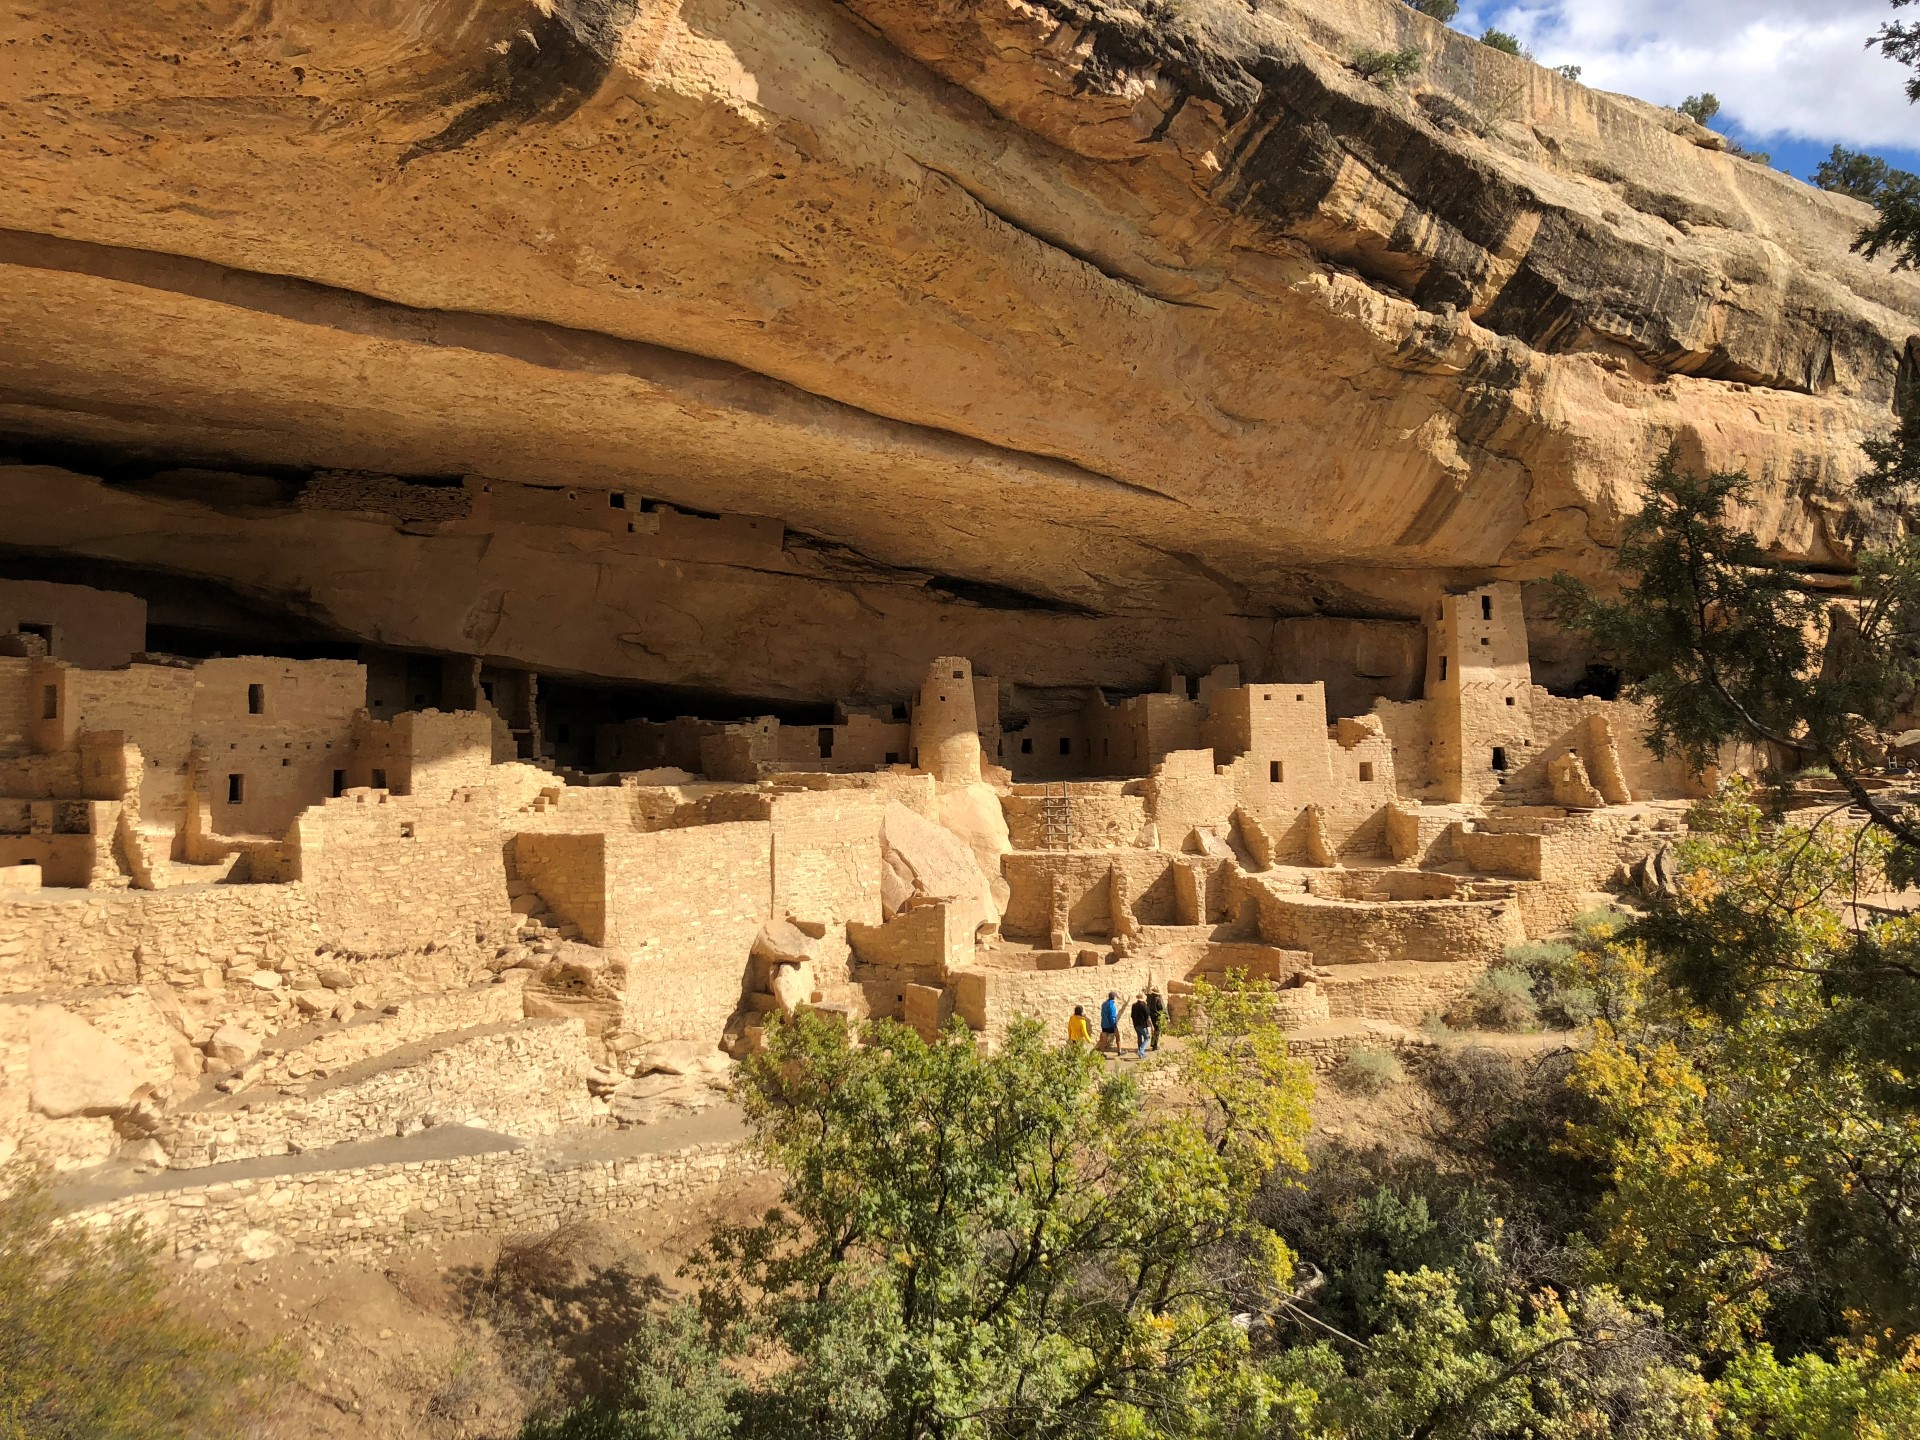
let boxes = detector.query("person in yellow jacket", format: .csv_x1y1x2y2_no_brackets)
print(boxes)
1066,1005,1092,1045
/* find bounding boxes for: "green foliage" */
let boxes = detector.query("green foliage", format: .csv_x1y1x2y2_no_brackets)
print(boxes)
1555,64,1582,82
1404,0,1458,20
1337,1044,1404,1093
1479,28,1528,57
588,983,1314,1440
1856,6,1920,268
1716,1343,1920,1439
522,1304,738,1440
1815,145,1913,203
1462,965,1539,1031
1677,92,1721,124
1564,788,1920,1353
0,1166,278,1439
1862,359,1920,495
1352,47,1423,87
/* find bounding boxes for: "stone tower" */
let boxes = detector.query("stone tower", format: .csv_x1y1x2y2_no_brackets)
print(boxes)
1426,583,1535,803
909,656,982,784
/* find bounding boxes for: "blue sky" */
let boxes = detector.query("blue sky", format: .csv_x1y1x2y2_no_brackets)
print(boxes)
1449,0,1920,181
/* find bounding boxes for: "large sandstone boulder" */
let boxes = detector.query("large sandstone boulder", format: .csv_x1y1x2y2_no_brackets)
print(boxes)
27,1006,146,1119
881,802,1000,942
936,782,1014,914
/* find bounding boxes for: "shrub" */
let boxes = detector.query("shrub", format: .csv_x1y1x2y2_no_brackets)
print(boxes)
1464,964,1539,1031
1570,907,1625,945
523,1303,738,1440
1815,145,1910,203
1352,47,1423,87
1405,0,1458,20
1480,28,1528,57
1677,93,1720,125
1556,64,1582,82
1339,1045,1405,1093
0,1165,278,1438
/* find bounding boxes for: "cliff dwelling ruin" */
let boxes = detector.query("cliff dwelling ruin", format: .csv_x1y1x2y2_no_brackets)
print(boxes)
3,0,1919,1277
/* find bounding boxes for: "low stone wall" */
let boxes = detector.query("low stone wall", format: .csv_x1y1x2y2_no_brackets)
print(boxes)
162,1018,595,1169
71,1138,755,1267
1249,883,1525,968
1318,961,1482,1024
258,974,529,1085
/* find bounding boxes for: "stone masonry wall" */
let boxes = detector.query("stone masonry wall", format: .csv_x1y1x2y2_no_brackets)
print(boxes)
69,1139,756,1268
162,1018,595,1169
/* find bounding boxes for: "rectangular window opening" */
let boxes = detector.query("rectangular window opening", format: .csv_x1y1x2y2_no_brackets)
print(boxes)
884,752,899,765
1439,657,1448,681
247,683,264,715
481,681,495,702
372,767,388,790
609,491,626,509
1480,637,1490,647
1491,747,1508,772
1269,760,1282,783
332,769,346,797
40,685,57,720
951,669,964,680
818,726,835,759
1481,594,1493,620
1505,696,1515,707
1058,737,1072,756
1359,762,1374,782
399,822,416,839
1021,738,1033,755
226,773,244,804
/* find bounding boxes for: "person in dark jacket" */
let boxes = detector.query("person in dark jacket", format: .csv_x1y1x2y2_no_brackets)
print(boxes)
1099,992,1121,1054
1145,986,1165,1051
1129,994,1152,1059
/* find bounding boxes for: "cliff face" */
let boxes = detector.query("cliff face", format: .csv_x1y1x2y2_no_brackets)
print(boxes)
2,0,1916,703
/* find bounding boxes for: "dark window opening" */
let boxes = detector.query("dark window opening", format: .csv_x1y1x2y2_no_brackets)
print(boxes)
1480,637,1490,647
1481,594,1493,620
399,822,416,839
952,669,964,680
372,767,388,789
19,621,51,647
1359,762,1374,782
1491,747,1507,772
884,752,899,765
1505,696,1515,707
226,773,244,804
892,704,907,720
247,683,264,714
1543,664,1623,701
280,757,290,767
1439,657,1448,681
1021,738,1033,755
1059,737,1072,756
556,723,571,744
911,748,919,766
332,769,346,797
1269,760,1282,783
481,681,495,702
609,491,626,509
40,685,57,720
818,726,835,759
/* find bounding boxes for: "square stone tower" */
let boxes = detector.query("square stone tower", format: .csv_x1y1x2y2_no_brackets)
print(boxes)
1426,583,1534,803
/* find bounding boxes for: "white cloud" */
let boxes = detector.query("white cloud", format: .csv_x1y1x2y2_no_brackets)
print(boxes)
1456,0,1919,149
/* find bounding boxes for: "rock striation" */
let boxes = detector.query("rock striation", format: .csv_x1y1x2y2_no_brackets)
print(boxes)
1,0,1917,706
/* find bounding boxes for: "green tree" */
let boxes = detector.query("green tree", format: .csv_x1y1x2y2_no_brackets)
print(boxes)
1404,0,1459,21
1814,145,1910,202
1480,29,1528,58
0,1166,277,1439
1353,48,1424,88
535,978,1315,1440
1855,3,1920,268
1678,93,1721,124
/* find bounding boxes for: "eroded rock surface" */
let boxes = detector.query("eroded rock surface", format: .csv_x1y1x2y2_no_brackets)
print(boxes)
2,0,1915,701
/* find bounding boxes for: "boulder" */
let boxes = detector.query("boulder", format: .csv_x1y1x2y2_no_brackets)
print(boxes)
769,960,817,1016
634,1039,729,1077
205,1024,262,1067
752,918,818,968
880,802,999,940
27,1007,147,1119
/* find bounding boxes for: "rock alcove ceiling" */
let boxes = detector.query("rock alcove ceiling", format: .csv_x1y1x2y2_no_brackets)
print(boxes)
3,0,1918,709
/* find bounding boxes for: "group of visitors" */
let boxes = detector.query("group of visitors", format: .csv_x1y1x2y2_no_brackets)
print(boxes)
1066,987,1163,1058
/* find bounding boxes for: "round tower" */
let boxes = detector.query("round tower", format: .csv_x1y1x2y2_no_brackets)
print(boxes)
910,656,982,783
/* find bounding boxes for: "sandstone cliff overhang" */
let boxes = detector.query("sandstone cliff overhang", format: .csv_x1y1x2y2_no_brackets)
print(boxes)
2,0,1917,699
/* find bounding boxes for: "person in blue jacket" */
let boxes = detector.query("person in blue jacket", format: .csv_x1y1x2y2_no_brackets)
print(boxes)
1098,991,1121,1055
